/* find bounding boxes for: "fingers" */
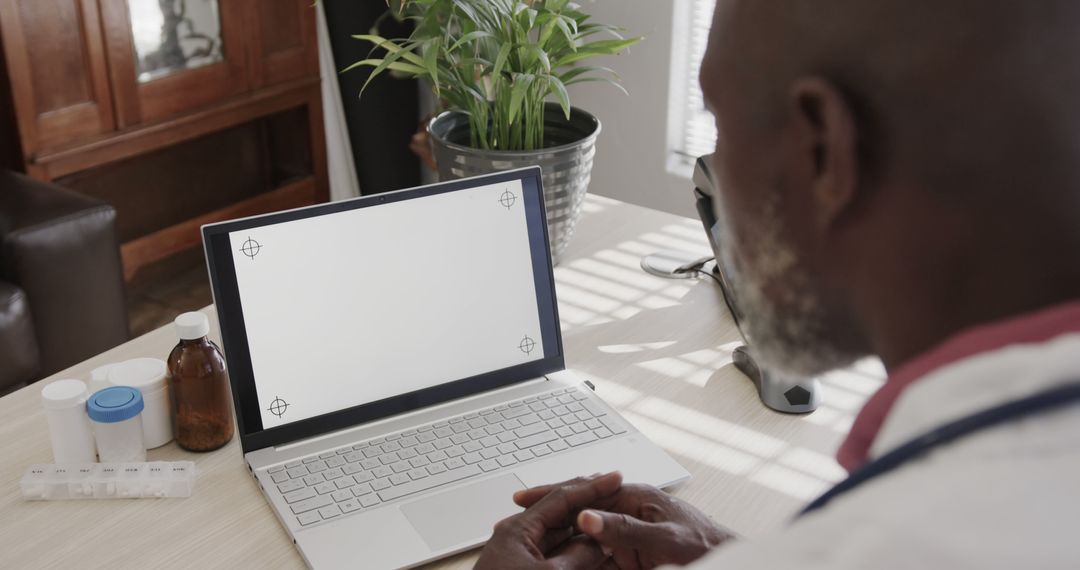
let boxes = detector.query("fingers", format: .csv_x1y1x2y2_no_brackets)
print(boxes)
513,473,607,508
537,527,574,554
578,509,661,554
528,472,623,529
514,485,553,508
489,473,621,560
547,535,609,570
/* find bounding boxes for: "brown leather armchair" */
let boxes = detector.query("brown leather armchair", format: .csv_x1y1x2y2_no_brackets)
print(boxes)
0,171,129,393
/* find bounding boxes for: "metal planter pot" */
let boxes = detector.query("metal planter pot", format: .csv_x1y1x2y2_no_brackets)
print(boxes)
428,103,601,264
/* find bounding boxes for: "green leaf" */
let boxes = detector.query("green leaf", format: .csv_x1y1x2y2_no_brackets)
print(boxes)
340,58,425,75
553,37,642,66
547,76,571,119
561,14,579,36
538,19,557,48
548,0,570,12
441,89,469,110
492,42,512,78
523,45,551,73
554,17,576,52
352,34,425,67
558,65,618,83
352,47,423,95
519,7,538,31
462,84,489,104
576,37,642,55
508,74,535,124
579,23,626,40
423,38,441,95
456,57,493,68
448,30,494,52
565,75,629,96
450,0,482,28
564,8,589,24
534,11,557,31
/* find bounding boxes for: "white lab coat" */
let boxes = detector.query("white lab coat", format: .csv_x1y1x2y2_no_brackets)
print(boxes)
688,333,1080,569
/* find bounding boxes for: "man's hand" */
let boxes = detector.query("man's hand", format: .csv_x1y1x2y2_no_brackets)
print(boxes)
514,481,734,569
474,472,624,570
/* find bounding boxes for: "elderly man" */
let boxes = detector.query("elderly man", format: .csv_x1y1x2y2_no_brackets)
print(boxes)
474,0,1080,568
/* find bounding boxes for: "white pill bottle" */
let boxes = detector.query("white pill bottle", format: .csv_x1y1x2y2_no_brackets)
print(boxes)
41,379,97,463
107,358,173,448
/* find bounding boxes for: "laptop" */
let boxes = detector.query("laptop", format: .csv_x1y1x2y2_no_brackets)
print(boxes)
202,167,690,569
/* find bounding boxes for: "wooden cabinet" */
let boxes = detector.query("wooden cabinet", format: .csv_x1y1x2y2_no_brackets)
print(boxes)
99,0,249,127
0,0,328,280
248,0,319,89
0,0,115,151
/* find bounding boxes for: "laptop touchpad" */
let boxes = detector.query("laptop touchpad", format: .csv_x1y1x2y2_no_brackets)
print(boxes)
400,473,525,552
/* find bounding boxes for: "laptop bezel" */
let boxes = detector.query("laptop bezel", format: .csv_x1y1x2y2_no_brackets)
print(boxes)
202,167,564,453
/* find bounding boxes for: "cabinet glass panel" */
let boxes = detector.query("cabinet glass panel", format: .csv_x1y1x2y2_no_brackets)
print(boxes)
128,0,224,83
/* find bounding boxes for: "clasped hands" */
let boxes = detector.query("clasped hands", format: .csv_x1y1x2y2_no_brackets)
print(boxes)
474,472,733,570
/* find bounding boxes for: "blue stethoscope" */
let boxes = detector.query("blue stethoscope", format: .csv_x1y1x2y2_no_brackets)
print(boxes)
799,381,1080,518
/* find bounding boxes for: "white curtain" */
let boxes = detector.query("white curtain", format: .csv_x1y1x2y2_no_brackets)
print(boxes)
317,4,363,201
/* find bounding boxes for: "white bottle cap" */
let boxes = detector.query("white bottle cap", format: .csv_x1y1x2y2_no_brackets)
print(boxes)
90,363,116,383
41,379,90,410
107,358,168,393
175,312,210,340
89,363,118,393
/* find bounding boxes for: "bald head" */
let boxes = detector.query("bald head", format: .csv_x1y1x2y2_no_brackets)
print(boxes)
699,1,1080,372
707,0,1080,199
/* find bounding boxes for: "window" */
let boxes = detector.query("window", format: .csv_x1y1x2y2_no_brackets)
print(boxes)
667,0,717,177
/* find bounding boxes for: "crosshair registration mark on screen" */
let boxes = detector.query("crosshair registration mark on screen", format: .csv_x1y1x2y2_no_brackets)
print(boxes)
240,237,262,260
499,189,517,210
267,396,289,417
519,335,536,354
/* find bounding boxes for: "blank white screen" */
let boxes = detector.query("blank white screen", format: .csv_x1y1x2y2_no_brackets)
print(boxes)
229,179,544,428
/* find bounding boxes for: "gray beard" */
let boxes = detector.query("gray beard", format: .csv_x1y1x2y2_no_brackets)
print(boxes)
713,196,866,377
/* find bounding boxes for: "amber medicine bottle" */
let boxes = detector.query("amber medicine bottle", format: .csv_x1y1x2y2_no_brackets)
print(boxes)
168,312,234,451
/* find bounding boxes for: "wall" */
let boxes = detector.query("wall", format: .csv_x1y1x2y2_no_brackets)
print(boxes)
568,0,697,218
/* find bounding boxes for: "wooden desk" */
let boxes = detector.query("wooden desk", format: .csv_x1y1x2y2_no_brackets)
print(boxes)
0,195,884,568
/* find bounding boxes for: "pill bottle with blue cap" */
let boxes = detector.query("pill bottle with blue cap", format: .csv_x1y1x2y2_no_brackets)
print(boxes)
87,386,146,463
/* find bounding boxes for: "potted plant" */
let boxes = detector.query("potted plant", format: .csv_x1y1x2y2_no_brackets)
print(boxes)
348,0,640,262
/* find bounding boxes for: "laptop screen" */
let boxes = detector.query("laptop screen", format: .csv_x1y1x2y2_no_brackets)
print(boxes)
203,168,563,451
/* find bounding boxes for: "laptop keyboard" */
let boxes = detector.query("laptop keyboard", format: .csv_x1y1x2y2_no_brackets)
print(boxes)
263,386,629,529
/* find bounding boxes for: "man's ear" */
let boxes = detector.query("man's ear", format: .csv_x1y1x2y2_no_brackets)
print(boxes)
788,77,860,230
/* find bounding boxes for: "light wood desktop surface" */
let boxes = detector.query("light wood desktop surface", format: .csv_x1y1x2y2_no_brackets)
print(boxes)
0,195,883,568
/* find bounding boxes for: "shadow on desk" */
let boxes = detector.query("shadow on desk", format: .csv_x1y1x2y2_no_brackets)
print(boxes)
550,241,882,540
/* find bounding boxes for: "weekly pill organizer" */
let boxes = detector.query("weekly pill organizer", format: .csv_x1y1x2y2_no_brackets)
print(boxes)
21,461,196,500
